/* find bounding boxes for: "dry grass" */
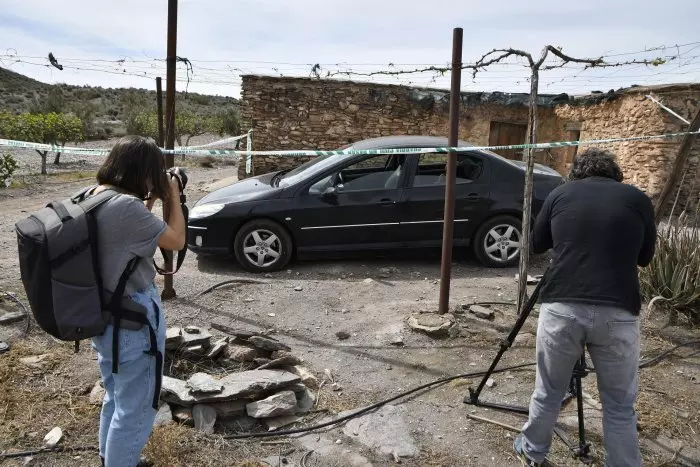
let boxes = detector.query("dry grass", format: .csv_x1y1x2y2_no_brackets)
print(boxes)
0,338,100,461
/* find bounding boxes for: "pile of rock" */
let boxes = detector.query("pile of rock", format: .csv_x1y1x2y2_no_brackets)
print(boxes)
157,324,319,434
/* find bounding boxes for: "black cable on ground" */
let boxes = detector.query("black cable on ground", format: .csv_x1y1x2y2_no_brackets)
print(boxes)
223,362,537,439
0,445,98,459
196,279,268,296
1,292,30,337
638,339,700,368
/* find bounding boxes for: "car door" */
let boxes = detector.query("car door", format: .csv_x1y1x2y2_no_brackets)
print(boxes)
291,153,407,252
398,152,491,247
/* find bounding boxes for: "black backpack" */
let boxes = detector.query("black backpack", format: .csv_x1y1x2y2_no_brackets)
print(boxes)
15,186,166,409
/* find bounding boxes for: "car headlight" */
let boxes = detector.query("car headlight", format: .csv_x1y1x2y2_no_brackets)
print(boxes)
189,203,225,220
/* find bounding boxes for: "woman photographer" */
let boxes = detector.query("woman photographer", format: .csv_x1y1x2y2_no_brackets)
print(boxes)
87,135,185,467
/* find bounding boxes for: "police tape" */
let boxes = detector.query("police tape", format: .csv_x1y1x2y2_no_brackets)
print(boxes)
1,130,698,158
186,131,251,149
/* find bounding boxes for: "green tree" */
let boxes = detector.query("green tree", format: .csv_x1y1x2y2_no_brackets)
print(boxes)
214,108,241,137
0,112,83,174
71,101,100,139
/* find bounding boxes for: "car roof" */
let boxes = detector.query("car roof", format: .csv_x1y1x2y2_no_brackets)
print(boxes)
341,135,475,150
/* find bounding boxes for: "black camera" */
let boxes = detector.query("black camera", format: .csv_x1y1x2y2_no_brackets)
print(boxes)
167,167,188,191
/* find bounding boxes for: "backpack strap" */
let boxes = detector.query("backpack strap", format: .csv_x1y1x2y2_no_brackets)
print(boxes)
107,257,163,410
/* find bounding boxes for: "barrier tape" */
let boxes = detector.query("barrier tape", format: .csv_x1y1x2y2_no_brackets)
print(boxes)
0,130,698,158
187,132,251,149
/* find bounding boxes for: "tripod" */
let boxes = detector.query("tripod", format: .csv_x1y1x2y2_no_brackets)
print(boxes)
463,275,593,464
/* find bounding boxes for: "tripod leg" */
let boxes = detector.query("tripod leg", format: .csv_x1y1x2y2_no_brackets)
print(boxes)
465,277,547,405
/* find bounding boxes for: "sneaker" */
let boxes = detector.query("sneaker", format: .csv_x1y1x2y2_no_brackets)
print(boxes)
513,434,546,467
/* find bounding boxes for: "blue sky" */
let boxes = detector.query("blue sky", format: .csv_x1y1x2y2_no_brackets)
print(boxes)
0,0,698,98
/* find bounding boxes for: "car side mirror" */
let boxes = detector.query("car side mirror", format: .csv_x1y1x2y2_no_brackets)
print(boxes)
322,185,340,204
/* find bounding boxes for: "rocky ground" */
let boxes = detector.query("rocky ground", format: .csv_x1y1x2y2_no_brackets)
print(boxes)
1,160,699,467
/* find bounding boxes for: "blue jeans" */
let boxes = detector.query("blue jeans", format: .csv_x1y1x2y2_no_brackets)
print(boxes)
519,302,641,467
91,283,166,467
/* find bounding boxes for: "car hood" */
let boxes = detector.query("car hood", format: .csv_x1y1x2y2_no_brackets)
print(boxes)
196,174,280,205
509,160,562,177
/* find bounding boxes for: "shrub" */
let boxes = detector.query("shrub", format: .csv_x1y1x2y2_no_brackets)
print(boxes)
640,214,700,324
0,153,19,187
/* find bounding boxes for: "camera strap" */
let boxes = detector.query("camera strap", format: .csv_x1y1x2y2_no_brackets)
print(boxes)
154,173,189,276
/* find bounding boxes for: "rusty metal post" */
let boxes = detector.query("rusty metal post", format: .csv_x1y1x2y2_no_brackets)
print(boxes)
438,27,463,314
162,0,178,300
156,77,165,147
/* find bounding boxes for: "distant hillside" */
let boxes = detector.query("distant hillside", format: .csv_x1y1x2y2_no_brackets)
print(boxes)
0,67,239,140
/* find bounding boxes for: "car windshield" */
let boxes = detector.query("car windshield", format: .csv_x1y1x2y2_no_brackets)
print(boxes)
278,154,348,187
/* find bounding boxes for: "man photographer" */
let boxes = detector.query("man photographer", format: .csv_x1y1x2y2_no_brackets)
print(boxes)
513,148,656,467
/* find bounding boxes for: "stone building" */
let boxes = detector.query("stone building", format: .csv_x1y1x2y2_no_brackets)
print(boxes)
238,75,699,211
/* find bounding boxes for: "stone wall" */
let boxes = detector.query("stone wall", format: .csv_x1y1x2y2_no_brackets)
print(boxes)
239,75,699,212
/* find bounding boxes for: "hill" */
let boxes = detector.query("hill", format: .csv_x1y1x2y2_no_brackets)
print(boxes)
0,67,239,140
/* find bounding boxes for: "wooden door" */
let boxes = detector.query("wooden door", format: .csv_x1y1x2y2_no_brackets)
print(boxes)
488,121,527,160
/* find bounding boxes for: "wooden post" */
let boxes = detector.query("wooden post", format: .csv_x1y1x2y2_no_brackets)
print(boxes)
516,67,541,313
654,107,700,222
156,77,165,147
161,0,178,300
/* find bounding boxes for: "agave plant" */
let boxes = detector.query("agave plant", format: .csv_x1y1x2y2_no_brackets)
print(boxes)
640,210,700,324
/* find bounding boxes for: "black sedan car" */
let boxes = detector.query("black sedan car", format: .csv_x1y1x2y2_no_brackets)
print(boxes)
187,135,563,272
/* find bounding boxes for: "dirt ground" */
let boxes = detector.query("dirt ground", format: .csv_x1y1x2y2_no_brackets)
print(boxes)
1,162,699,467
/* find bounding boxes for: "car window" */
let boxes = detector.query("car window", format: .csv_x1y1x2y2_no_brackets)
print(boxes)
309,154,404,194
411,153,484,187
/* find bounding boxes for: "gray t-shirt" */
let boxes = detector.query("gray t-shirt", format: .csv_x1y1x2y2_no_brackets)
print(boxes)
92,192,167,296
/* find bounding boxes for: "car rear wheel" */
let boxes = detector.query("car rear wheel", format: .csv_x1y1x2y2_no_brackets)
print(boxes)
234,219,293,273
473,215,522,268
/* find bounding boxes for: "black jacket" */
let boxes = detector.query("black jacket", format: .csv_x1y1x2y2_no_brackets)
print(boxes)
531,176,656,315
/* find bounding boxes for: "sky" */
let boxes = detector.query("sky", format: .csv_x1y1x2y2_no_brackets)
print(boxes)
0,0,698,99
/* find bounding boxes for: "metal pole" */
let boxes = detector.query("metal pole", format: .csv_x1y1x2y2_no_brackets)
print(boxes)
162,0,178,300
438,27,463,314
156,77,165,147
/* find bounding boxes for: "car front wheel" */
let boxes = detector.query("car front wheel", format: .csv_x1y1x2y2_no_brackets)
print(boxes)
473,215,522,268
233,219,293,273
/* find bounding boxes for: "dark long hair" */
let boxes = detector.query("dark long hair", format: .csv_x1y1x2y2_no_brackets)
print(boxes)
96,135,170,201
568,148,624,182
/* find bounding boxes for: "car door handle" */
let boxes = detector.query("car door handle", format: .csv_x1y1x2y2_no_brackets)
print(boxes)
379,199,397,206
466,193,482,200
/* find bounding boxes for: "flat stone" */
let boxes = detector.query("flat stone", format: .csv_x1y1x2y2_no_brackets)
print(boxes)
287,366,319,389
469,305,495,320
294,286,303,292
407,313,454,336
161,370,300,406
226,344,263,363
43,427,63,448
154,403,173,426
376,323,405,346
295,387,316,413
173,407,193,424
247,336,291,352
0,311,25,325
20,354,49,369
208,400,247,418
165,327,184,350
186,373,224,394
343,405,418,458
0,341,9,353
246,391,298,418
254,358,272,367
362,278,374,284
207,339,228,358
89,380,104,405
264,415,301,431
193,404,217,433
256,355,303,370
181,326,212,348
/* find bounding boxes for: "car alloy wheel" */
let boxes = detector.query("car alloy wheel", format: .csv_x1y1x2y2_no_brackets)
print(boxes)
242,229,282,268
483,223,521,264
